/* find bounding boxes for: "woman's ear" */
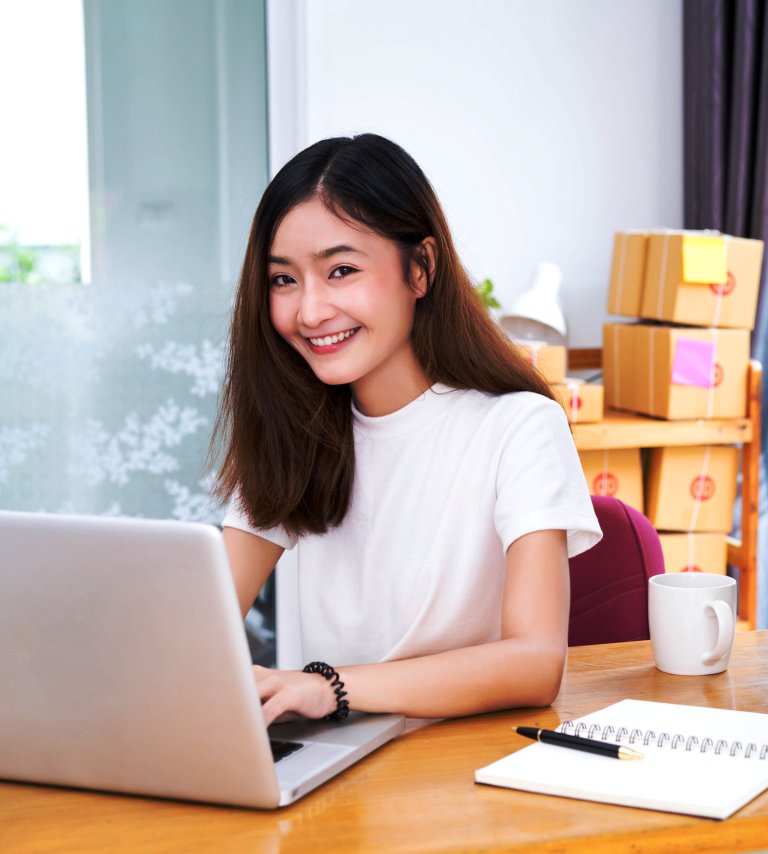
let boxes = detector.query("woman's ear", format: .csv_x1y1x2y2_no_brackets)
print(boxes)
411,237,437,298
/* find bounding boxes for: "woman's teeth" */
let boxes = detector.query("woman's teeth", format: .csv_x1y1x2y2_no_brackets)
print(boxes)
309,327,360,347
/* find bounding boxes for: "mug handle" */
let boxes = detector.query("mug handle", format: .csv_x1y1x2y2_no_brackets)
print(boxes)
701,600,735,665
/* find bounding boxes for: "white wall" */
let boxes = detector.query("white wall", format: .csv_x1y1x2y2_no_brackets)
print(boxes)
268,0,682,347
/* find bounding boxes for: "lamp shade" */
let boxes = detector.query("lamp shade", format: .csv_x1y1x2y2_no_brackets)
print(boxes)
500,262,567,346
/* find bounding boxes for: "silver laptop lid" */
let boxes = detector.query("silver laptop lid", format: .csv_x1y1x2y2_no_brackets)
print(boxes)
0,511,282,808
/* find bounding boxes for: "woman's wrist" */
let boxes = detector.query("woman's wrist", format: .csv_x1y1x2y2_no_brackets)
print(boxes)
302,661,350,721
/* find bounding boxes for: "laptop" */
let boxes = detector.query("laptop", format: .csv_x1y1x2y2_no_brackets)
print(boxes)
0,510,404,808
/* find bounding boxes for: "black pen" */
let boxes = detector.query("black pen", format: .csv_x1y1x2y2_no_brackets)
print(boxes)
513,727,644,761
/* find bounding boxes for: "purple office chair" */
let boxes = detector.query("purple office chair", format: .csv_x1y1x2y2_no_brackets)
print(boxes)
568,495,665,646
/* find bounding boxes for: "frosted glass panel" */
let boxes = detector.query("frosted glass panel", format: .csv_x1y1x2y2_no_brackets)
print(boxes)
0,281,225,519
0,0,268,522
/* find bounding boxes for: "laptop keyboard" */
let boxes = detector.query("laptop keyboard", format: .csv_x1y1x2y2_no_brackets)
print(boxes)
270,739,305,763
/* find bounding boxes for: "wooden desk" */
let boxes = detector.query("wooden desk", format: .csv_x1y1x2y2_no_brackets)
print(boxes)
2,632,767,853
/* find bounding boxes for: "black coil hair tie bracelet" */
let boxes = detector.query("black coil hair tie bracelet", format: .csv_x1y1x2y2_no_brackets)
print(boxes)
302,661,350,721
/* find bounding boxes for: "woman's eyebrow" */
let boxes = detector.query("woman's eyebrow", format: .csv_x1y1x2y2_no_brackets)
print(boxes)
268,244,366,265
313,244,365,260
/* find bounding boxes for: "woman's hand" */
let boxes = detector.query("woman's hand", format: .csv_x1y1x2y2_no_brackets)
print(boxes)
253,666,337,727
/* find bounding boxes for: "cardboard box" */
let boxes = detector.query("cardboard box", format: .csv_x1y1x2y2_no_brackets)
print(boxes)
553,379,604,424
602,322,749,419
578,448,643,512
658,532,728,574
641,232,763,330
602,322,637,411
514,341,567,385
645,445,739,532
607,231,649,317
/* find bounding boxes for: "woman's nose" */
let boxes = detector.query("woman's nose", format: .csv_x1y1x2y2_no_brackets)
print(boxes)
297,280,336,328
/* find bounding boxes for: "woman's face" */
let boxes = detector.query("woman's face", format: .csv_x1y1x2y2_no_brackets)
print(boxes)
268,196,430,415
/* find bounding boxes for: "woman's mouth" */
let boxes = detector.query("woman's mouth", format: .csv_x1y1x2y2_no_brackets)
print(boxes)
306,327,361,352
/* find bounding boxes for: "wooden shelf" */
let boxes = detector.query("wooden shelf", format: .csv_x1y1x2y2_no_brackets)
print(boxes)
572,410,752,450
569,351,762,628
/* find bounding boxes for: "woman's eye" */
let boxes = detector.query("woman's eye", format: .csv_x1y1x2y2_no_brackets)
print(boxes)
270,273,295,288
330,265,356,279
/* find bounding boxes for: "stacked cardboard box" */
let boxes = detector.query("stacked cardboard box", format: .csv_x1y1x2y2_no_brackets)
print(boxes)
608,231,648,316
603,323,750,419
603,229,763,571
552,379,604,424
641,233,762,328
605,231,761,420
645,445,739,532
657,533,727,574
578,448,643,511
514,341,567,385
512,340,604,423
609,230,763,328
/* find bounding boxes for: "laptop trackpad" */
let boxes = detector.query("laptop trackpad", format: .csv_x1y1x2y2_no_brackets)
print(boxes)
272,739,355,796
269,713,405,802
269,711,404,747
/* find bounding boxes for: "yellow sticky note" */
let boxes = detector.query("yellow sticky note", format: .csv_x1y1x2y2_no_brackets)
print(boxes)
682,235,727,284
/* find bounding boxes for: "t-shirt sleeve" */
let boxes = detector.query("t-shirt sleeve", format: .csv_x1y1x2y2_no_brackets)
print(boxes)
221,491,298,551
494,395,602,558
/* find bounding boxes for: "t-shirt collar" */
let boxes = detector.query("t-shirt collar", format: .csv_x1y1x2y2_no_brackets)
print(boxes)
352,383,460,439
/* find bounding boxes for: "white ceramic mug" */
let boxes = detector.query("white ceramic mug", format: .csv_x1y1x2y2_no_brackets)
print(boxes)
648,573,737,676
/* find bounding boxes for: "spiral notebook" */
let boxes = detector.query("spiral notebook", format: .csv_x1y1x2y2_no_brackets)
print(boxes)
475,699,768,820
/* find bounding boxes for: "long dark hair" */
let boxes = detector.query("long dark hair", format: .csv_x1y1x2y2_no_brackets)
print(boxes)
210,133,554,537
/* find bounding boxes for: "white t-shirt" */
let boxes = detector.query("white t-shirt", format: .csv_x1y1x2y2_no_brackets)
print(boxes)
223,384,602,666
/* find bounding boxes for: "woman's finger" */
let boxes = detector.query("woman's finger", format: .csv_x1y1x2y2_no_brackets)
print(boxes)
253,673,283,701
261,694,289,727
251,664,271,681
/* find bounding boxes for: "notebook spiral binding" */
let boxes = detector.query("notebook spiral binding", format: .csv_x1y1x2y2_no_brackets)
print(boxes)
557,720,768,760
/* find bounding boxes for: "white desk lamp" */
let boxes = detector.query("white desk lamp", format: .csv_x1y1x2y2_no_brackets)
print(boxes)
500,262,568,347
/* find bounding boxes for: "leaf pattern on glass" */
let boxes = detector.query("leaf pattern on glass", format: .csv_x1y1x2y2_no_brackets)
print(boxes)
0,282,226,522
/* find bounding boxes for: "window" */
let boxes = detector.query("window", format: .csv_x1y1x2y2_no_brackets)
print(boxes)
0,0,90,284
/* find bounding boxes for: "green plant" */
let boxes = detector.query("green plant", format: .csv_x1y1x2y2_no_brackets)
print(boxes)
474,278,501,310
0,225,41,283
0,224,81,284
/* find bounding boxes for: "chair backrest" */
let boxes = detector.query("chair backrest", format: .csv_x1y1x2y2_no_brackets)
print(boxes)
568,495,665,646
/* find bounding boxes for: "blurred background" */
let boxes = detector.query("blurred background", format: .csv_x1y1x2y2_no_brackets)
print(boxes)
0,0,681,514
2,1,765,646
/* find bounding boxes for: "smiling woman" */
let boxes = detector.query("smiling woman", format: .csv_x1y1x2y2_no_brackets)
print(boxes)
267,197,429,413
210,133,603,725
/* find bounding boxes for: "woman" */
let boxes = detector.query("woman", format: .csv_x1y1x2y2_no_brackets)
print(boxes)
211,133,601,726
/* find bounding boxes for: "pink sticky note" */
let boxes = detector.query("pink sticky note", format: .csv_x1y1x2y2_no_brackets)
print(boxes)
671,339,715,388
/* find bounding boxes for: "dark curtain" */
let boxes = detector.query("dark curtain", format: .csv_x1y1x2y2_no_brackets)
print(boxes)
683,0,768,626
